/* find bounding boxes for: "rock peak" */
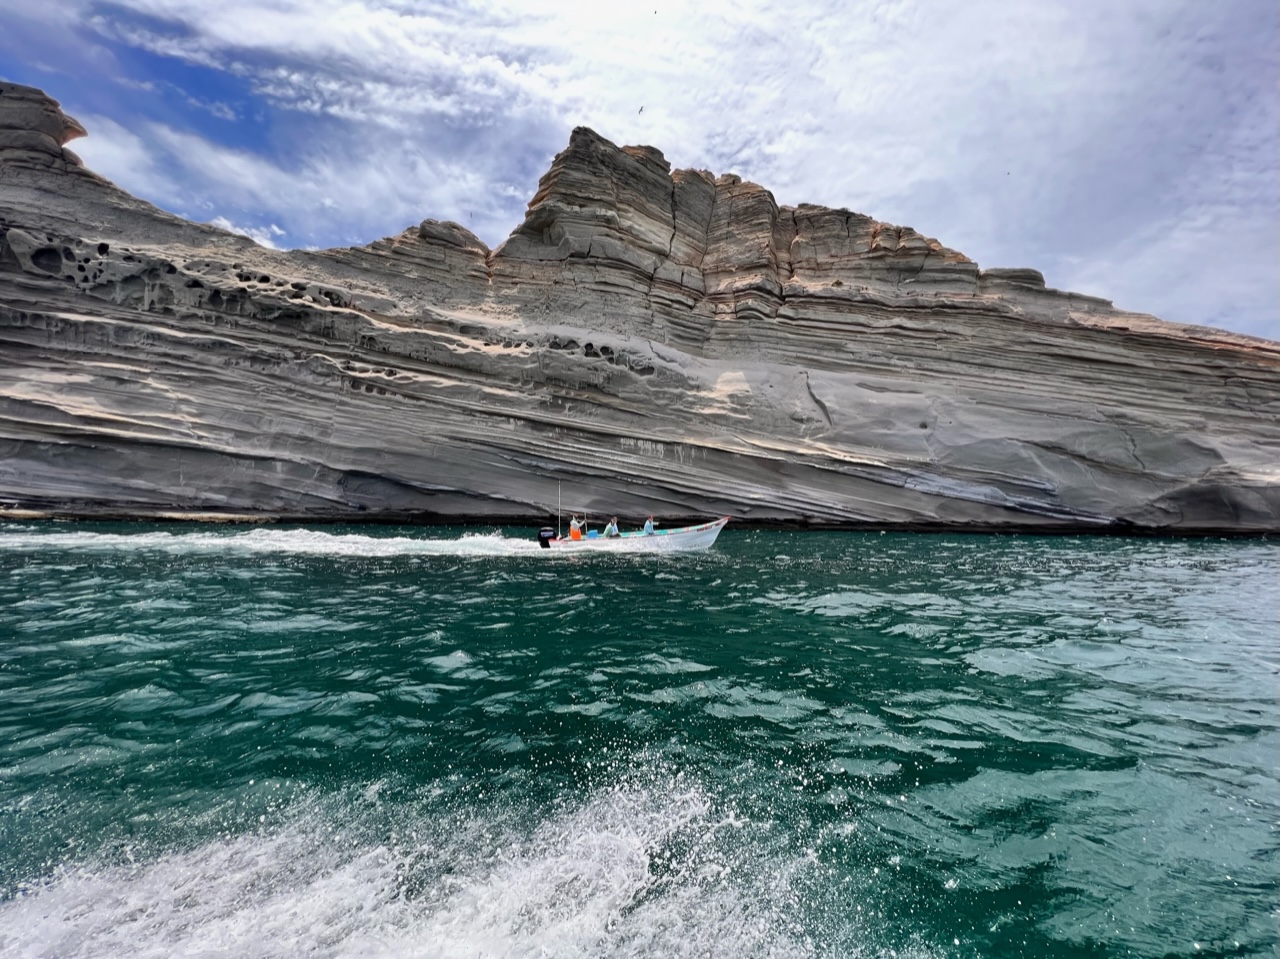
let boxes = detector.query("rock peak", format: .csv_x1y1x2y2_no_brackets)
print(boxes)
0,82,89,171
498,124,983,315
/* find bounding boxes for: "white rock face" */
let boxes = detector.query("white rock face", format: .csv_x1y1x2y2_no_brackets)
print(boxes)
1,84,1277,531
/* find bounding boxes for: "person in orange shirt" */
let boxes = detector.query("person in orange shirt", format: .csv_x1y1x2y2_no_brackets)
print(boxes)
568,514,584,540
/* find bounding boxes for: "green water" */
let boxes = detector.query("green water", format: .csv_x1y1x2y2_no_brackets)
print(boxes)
0,523,1276,958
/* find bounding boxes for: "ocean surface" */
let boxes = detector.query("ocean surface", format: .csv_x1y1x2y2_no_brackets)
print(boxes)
0,522,1276,958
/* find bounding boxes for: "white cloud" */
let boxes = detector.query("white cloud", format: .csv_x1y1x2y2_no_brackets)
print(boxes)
1052,72,1280,340
187,97,236,121
69,113,184,202
74,112,513,249
208,216,284,248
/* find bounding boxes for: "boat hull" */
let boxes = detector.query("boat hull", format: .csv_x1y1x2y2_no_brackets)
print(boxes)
550,517,729,552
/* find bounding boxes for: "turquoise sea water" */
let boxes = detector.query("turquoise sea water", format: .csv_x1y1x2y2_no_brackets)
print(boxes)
0,523,1276,958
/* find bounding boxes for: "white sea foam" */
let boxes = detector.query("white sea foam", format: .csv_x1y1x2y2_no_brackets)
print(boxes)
0,781,867,959
0,527,546,559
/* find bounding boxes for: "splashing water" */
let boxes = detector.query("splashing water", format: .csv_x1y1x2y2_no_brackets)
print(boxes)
0,525,544,558
3,771,906,959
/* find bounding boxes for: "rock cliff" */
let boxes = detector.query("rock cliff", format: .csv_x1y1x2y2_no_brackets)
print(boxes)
2,82,1277,531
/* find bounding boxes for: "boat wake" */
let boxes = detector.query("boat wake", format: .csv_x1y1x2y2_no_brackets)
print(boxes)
0,521,734,559
0,526,562,559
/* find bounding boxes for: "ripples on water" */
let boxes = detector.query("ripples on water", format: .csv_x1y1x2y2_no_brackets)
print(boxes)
0,523,1276,958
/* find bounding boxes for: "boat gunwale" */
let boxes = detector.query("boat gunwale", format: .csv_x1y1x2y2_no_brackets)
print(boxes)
614,516,730,540
551,516,729,549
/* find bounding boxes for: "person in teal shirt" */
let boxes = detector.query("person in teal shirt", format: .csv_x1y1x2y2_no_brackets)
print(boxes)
603,517,620,538
642,515,655,535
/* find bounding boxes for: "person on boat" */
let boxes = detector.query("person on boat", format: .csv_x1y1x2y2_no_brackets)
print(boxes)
642,515,655,535
568,514,584,541
603,516,620,538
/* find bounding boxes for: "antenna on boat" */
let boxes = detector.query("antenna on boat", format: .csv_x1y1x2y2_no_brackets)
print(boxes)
557,481,561,539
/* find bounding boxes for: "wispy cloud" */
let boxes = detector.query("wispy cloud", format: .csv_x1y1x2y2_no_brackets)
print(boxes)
2,0,1276,339
73,110,517,249
208,216,284,248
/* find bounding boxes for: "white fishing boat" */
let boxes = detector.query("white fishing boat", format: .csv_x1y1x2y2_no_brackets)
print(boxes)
542,516,730,552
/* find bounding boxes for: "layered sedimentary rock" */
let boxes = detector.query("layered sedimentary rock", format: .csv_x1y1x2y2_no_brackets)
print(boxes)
2,82,1278,531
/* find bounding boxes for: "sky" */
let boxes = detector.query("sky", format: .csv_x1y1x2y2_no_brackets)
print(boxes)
1,0,1276,340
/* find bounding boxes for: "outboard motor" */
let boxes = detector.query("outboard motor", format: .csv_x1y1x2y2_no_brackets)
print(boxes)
537,527,558,549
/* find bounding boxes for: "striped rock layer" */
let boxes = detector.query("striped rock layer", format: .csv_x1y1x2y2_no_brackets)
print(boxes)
2,82,1277,531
